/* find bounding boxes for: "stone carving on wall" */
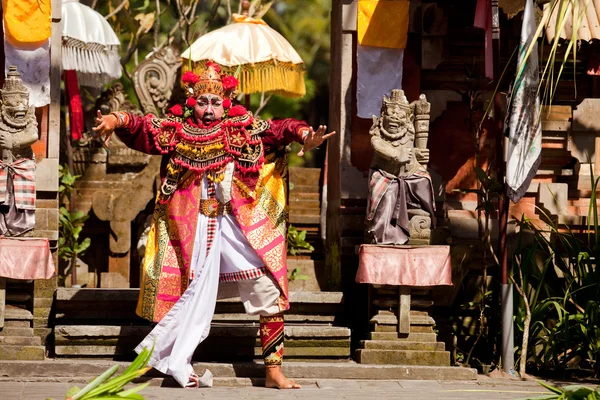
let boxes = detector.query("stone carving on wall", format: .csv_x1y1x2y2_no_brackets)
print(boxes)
133,46,182,116
365,89,435,245
0,66,39,236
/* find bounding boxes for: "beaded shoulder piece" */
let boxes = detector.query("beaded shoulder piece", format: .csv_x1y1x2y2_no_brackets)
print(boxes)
156,112,268,203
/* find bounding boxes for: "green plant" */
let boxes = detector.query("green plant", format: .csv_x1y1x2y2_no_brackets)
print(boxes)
287,225,314,256
522,381,600,400
288,267,309,282
47,346,153,400
58,164,80,205
58,207,91,270
512,166,600,378
58,164,90,285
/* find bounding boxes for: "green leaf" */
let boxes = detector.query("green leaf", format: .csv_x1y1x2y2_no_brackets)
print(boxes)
70,365,119,400
116,382,150,397
65,386,81,399
539,380,564,395
562,385,594,397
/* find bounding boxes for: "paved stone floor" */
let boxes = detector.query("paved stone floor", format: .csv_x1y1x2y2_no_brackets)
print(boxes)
0,377,550,400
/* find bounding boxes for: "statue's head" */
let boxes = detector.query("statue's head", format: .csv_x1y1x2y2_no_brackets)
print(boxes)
381,89,413,140
181,62,239,126
1,66,30,128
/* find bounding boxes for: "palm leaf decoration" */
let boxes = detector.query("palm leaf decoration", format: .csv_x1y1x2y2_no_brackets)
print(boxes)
518,0,590,106
46,346,154,400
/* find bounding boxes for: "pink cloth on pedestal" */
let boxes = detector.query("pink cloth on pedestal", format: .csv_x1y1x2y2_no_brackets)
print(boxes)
356,244,452,286
0,237,55,279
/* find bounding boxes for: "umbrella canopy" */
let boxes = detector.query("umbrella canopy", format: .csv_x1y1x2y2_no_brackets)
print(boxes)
61,0,122,87
182,14,306,98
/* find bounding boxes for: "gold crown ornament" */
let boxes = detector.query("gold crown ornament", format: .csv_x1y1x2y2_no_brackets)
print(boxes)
182,62,238,100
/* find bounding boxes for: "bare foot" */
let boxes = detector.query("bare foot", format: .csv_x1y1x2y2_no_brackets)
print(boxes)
265,366,301,389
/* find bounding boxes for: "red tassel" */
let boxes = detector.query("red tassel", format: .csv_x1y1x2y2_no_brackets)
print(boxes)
64,70,84,140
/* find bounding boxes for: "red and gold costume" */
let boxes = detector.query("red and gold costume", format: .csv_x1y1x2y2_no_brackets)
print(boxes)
114,63,308,387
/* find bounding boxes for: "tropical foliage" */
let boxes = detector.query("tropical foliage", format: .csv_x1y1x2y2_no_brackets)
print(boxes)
512,168,600,377
517,0,588,106
48,346,153,400
58,165,90,285
523,381,600,400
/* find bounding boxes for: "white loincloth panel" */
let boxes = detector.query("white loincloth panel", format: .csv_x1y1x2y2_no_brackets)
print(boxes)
135,166,280,387
191,164,267,282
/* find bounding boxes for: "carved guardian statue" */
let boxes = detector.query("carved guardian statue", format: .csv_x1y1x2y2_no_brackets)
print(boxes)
365,89,435,245
0,66,39,236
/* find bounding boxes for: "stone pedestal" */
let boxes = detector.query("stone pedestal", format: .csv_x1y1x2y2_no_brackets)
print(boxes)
356,286,450,366
355,244,453,366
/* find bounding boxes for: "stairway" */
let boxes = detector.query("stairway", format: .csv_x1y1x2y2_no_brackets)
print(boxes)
356,310,450,366
54,288,350,361
0,280,45,360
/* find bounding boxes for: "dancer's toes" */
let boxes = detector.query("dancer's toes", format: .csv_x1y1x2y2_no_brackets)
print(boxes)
265,366,301,389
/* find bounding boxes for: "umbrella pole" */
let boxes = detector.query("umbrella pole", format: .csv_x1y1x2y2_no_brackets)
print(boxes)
490,0,514,374
245,94,251,110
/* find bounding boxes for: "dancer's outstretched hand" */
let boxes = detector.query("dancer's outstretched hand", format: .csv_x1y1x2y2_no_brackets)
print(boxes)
92,110,118,147
297,125,336,157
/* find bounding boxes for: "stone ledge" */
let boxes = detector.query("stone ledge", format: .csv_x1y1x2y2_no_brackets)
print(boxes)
0,360,477,380
0,346,45,360
55,345,350,358
361,340,445,351
56,289,344,304
356,349,450,366
4,306,32,321
55,325,351,339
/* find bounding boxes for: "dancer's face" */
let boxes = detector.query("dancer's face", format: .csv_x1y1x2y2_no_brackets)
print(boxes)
194,94,224,125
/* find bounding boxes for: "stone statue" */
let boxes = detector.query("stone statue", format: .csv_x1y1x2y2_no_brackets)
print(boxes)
0,66,39,236
365,89,435,245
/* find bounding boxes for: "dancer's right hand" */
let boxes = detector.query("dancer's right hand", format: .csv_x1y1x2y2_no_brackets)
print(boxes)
92,110,118,147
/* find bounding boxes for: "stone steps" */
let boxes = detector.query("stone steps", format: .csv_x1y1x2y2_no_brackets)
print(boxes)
0,303,43,360
53,289,350,360
0,336,41,346
4,305,32,321
355,349,450,366
370,332,438,342
0,346,45,360
54,324,351,360
360,340,445,351
0,360,478,381
55,289,344,325
0,327,34,336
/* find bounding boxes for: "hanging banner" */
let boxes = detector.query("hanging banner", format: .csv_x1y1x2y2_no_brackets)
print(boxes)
3,0,52,44
357,45,404,119
3,34,51,107
358,0,409,49
505,0,542,202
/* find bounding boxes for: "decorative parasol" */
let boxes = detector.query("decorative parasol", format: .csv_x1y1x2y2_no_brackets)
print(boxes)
181,4,305,98
61,0,122,87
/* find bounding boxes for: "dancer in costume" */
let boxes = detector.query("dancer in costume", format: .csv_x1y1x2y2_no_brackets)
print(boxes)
93,62,334,389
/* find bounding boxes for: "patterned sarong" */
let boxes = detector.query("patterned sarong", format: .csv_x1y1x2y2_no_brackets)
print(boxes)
0,158,36,211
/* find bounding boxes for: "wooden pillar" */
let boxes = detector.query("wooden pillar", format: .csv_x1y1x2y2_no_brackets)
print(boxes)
326,0,357,290
326,0,344,290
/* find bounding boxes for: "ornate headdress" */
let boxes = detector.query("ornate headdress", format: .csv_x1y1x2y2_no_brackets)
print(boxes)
2,66,29,101
382,89,411,115
182,61,238,100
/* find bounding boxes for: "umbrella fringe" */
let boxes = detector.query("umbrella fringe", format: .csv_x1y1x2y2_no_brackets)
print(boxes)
183,61,306,98
62,39,122,87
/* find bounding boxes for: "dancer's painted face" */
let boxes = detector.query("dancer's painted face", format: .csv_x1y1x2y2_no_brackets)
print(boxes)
194,94,224,125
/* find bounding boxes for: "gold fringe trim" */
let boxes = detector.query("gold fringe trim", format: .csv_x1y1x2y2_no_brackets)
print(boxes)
182,60,306,98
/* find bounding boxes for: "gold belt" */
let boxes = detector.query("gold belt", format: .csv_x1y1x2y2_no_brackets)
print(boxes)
200,199,232,217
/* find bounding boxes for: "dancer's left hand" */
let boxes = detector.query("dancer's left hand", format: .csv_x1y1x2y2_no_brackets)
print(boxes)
297,125,336,157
